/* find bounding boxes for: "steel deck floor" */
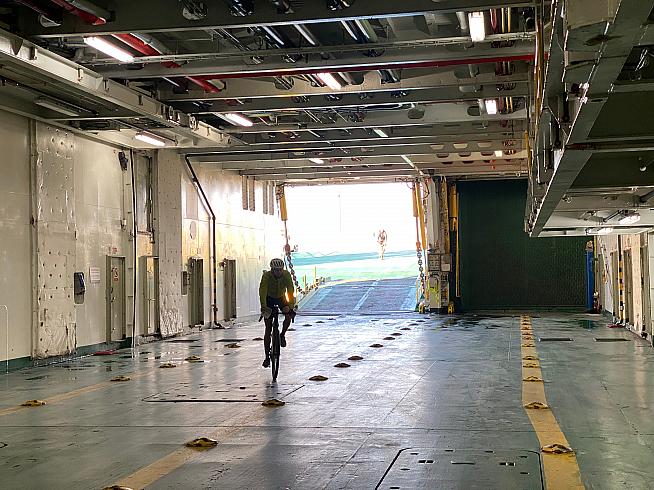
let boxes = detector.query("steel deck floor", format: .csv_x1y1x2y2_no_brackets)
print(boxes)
1,288,654,489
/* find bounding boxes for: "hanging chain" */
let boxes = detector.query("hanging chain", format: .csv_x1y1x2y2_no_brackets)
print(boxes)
416,246,426,293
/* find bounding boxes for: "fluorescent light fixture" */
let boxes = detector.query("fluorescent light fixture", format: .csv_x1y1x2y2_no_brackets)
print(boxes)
84,36,134,63
262,26,285,46
618,212,641,225
373,128,388,138
316,72,343,91
294,24,318,46
468,11,486,42
494,150,503,157
340,20,360,41
223,112,254,127
485,99,498,115
589,227,613,235
135,132,166,147
34,96,81,117
309,158,324,164
401,155,412,164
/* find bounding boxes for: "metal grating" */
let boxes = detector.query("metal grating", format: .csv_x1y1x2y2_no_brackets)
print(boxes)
377,448,543,489
458,180,587,311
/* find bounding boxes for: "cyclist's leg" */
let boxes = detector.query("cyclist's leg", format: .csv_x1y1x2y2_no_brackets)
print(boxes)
263,318,272,355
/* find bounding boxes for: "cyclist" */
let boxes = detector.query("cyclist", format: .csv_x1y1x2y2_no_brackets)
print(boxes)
259,258,295,368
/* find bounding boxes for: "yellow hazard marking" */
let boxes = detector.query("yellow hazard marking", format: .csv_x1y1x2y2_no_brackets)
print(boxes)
309,375,328,381
261,398,285,407
110,376,131,382
185,437,218,449
522,343,535,347
334,362,351,368
522,355,538,361
21,399,46,407
520,316,584,489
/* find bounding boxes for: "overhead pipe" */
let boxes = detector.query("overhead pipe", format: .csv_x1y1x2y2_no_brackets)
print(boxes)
184,156,219,328
46,0,106,24
15,0,61,23
113,33,221,92
60,0,110,20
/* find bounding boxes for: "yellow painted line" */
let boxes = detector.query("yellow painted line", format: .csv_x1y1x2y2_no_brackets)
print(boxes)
0,370,152,418
115,406,267,488
520,315,584,489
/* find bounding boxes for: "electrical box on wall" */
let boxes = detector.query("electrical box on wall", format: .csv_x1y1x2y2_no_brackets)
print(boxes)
73,272,86,304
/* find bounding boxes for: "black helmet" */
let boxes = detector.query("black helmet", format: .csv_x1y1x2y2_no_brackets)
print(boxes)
270,258,284,270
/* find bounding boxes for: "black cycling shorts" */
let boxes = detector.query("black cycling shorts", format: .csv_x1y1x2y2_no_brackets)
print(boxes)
266,296,289,309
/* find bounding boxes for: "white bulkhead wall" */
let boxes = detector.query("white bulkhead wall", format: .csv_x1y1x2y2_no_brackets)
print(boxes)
180,159,283,322
0,111,32,361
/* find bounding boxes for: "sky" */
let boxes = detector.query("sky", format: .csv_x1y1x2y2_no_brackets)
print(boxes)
284,183,417,255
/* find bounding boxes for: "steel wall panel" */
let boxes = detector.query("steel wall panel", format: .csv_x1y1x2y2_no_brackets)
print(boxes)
459,180,587,310
34,125,76,357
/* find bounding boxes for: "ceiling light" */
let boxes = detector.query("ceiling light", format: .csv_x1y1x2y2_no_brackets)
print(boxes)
587,227,614,235
294,24,318,46
340,20,360,41
316,72,343,90
84,36,134,63
494,150,503,157
34,96,81,117
262,26,285,46
618,212,641,225
222,112,254,127
135,132,166,147
484,99,498,115
401,155,412,164
373,128,388,138
309,158,324,164
468,12,486,42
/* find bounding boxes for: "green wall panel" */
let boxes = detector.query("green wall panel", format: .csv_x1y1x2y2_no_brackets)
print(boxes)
458,180,587,310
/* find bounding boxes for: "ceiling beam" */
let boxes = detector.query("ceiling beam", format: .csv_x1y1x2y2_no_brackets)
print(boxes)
529,0,654,236
22,0,535,38
217,105,527,134
97,42,535,79
185,136,526,159
173,85,529,114
160,69,530,102
0,28,230,147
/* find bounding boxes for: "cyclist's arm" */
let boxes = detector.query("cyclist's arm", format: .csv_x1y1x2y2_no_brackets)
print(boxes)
284,272,295,308
259,272,269,308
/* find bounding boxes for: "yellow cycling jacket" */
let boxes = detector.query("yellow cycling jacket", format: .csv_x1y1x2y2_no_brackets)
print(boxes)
259,270,295,307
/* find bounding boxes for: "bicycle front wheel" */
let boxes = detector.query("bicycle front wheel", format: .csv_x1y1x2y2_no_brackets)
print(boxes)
271,319,281,382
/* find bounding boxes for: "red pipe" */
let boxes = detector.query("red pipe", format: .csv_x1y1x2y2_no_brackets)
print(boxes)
191,54,536,81
113,33,221,93
48,0,105,25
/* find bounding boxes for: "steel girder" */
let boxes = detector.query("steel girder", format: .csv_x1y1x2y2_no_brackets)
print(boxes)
0,28,231,147
529,0,654,236
97,41,535,79
22,0,535,38
159,69,530,102
172,85,529,114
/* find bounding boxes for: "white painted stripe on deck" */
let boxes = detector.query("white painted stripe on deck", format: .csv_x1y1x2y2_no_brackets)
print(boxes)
353,280,378,311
